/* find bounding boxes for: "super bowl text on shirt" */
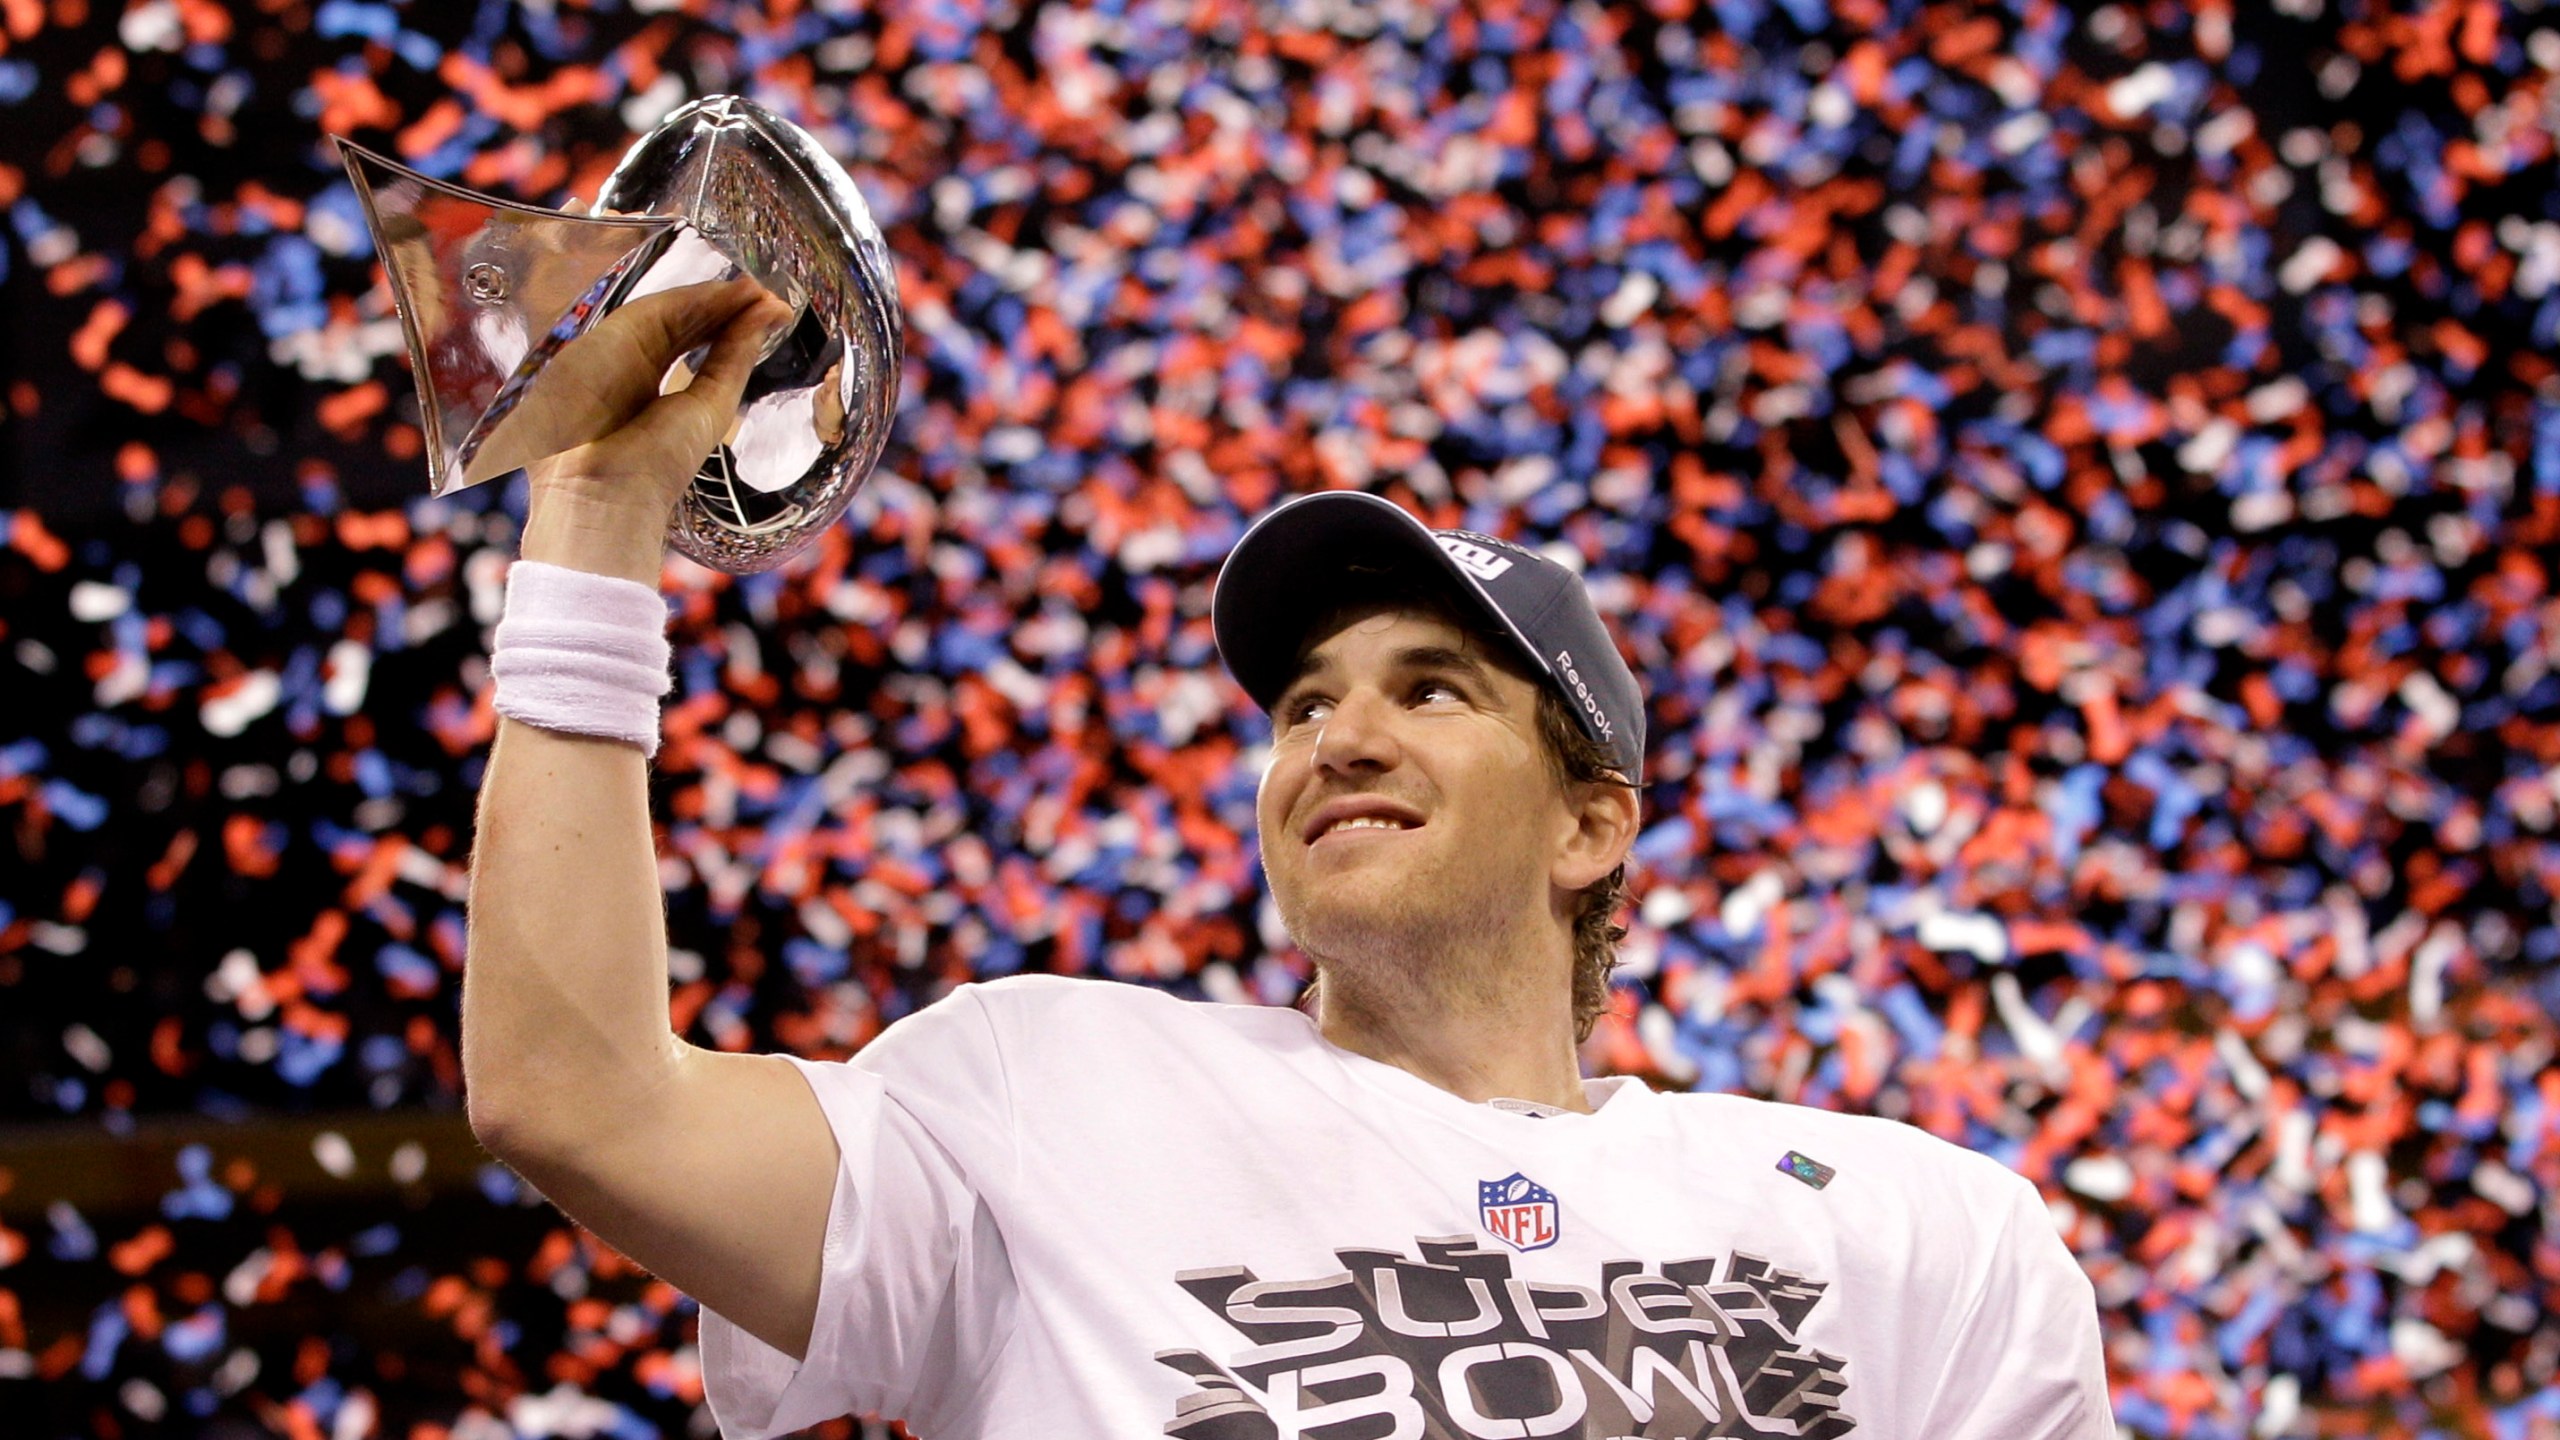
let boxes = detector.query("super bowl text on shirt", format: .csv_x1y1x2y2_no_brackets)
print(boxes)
1155,1232,1855,1439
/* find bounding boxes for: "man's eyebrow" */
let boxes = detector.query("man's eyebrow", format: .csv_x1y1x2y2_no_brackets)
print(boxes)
1276,639,1510,705
1277,649,1338,698
1390,644,1501,685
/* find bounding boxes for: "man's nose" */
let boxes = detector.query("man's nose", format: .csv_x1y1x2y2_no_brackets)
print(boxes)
1312,687,1401,774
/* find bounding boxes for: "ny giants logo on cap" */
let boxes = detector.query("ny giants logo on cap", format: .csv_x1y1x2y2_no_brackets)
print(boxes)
1552,647,1615,741
1476,1172,1561,1252
1434,534,1515,582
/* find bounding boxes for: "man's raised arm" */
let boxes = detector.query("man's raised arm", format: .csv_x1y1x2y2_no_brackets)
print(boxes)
461,279,840,1357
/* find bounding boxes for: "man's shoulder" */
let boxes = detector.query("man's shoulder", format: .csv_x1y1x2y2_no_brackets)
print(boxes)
943,973,1303,1042
1656,1089,2035,1204
856,976,1308,1103
959,972,1224,1013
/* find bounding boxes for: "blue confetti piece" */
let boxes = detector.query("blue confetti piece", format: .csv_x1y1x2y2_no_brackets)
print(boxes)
41,780,109,832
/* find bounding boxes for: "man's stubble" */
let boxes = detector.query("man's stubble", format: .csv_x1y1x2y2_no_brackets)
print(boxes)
1265,838,1546,1023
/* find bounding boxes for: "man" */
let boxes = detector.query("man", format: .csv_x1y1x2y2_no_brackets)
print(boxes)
464,279,2114,1437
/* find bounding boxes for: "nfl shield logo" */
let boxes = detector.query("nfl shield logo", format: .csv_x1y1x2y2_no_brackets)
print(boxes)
1477,1173,1561,1252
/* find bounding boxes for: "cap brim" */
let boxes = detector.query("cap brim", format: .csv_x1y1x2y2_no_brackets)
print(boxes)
1212,491,1549,711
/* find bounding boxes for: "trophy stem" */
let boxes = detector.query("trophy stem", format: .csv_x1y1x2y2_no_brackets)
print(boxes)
335,139,682,494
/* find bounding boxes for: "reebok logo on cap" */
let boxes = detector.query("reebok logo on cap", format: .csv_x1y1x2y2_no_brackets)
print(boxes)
1553,646,1614,742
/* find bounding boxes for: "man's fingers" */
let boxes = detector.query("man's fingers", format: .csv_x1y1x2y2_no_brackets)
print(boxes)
520,279,787,531
631,296,795,456
596,279,774,382
693,298,795,400
530,278,781,449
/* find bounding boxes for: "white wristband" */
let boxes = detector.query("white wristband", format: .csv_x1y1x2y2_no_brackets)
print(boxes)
490,561,672,757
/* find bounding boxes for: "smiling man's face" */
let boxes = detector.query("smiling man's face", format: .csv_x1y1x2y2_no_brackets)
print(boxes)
1255,603,1580,975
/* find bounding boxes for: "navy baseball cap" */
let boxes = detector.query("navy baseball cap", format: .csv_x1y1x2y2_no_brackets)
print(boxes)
1213,491,1645,780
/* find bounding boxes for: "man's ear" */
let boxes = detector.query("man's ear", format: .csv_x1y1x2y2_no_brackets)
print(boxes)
1553,778,1639,892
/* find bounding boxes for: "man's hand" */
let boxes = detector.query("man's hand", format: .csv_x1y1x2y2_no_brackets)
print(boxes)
516,277,796,584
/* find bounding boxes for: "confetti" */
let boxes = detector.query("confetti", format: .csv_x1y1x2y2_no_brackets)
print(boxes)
2,2,2558,1437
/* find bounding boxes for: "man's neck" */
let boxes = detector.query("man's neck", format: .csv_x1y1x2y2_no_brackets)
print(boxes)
1310,955,1593,1115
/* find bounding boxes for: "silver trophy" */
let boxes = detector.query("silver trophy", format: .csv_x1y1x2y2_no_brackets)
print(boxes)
335,96,902,573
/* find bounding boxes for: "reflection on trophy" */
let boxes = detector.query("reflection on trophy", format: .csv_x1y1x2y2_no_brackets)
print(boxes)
336,95,903,574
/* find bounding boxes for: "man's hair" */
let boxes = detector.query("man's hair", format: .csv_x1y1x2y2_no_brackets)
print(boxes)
1531,681,1635,1042
1283,575,1636,1042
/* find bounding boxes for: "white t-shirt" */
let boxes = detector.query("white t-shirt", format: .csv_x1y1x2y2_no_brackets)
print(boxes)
701,974,2112,1439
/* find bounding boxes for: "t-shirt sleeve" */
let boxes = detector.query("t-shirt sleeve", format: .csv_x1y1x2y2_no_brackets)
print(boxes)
698,990,1020,1439
1918,1171,2115,1439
